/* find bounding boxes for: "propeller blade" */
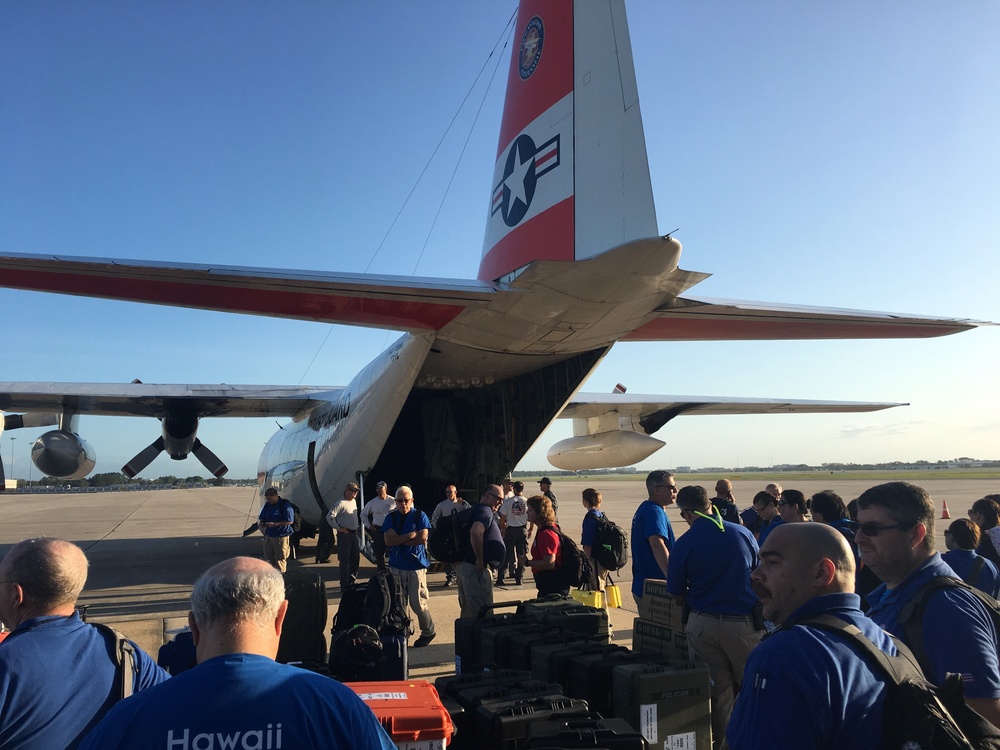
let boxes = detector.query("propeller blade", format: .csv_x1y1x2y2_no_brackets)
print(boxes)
0,455,6,492
122,437,165,478
192,439,228,478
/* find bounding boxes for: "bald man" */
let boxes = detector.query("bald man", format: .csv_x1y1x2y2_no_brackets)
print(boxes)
80,557,394,750
712,478,742,525
0,537,167,750
728,524,897,750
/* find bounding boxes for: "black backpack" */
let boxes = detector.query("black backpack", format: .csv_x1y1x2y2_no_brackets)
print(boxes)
284,499,302,533
363,569,413,637
428,507,474,563
552,527,589,588
591,512,628,571
797,614,1000,750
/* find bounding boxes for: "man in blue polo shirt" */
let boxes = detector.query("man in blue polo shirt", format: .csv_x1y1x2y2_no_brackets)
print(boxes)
668,485,762,748
0,537,168,750
457,485,506,618
728,523,896,750
258,487,295,572
630,469,677,598
383,485,436,647
857,481,1000,727
80,556,394,750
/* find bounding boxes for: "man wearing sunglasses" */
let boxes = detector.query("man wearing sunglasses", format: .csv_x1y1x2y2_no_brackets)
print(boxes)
858,481,1000,728
630,469,678,599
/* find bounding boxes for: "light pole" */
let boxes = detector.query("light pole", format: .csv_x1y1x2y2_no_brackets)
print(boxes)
9,437,16,487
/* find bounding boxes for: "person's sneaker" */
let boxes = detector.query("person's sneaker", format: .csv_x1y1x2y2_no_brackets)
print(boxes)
496,578,507,587
413,633,436,648
514,578,522,585
443,579,454,588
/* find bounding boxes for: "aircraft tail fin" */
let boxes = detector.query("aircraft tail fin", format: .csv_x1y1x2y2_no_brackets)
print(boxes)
479,0,657,282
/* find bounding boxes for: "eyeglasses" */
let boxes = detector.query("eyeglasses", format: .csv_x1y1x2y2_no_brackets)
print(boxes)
656,484,678,492
778,500,790,507
489,493,503,501
857,522,913,537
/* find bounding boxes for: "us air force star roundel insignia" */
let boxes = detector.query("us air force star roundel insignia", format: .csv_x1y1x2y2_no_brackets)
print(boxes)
519,16,543,80
490,133,561,228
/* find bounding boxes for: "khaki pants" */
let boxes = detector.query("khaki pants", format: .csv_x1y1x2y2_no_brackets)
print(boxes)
262,535,291,573
686,610,763,750
456,561,494,619
390,567,435,638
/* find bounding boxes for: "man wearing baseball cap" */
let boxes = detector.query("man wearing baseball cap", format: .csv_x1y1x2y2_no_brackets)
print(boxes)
538,477,558,521
327,483,361,588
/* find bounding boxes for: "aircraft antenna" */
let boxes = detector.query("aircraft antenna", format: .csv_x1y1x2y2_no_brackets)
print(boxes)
361,9,516,276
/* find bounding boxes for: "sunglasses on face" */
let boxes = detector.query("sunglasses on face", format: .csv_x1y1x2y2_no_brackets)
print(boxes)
857,522,913,537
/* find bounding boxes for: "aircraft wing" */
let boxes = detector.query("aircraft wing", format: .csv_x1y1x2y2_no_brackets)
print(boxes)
0,252,498,333
561,393,903,428
0,382,344,418
622,295,987,341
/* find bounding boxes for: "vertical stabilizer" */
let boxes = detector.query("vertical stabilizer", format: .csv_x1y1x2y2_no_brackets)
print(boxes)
479,0,658,282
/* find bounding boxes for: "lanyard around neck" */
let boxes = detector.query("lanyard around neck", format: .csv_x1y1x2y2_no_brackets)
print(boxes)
694,509,725,531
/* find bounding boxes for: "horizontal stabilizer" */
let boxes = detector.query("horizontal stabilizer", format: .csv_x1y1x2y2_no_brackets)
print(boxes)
623,295,989,342
0,253,497,333
561,393,904,434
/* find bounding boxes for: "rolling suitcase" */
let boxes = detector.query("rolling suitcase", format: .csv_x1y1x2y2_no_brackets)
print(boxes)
454,600,524,673
524,716,647,750
567,648,663,716
475,696,591,750
448,679,565,750
537,640,626,686
531,606,611,642
276,569,328,664
516,593,582,618
480,620,538,670
507,627,585,672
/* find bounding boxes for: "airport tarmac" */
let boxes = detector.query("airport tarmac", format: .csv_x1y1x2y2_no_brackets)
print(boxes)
0,477,995,677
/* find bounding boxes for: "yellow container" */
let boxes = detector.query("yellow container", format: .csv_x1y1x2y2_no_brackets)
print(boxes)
571,588,603,608
606,583,623,609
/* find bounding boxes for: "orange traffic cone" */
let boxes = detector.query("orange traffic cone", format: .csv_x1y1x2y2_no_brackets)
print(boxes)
941,500,951,520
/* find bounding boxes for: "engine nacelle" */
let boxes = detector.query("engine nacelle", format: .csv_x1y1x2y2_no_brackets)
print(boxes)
547,431,666,471
31,430,97,479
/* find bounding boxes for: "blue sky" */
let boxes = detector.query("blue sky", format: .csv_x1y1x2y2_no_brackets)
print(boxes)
2,2,998,480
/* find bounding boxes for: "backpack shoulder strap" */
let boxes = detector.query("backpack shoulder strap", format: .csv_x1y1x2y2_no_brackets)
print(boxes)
790,613,922,686
93,622,136,700
897,575,995,676
966,557,987,586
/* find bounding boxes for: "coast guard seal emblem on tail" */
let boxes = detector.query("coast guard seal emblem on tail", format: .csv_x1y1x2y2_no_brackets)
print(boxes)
519,16,543,80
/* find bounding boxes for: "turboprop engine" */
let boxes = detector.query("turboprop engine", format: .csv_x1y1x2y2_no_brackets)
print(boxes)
31,430,97,479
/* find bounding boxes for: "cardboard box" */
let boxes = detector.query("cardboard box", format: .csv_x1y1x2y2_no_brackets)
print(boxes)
346,680,454,750
632,617,690,663
638,579,686,627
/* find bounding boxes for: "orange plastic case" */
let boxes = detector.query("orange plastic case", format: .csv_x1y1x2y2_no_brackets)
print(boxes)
345,680,455,750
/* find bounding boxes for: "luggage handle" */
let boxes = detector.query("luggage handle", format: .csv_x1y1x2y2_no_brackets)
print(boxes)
475,600,523,619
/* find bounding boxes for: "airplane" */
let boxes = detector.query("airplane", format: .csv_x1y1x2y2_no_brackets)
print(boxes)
0,1,988,523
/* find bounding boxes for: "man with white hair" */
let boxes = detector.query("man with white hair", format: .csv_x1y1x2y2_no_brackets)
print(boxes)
384,485,437,647
0,537,167,750
80,556,395,749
